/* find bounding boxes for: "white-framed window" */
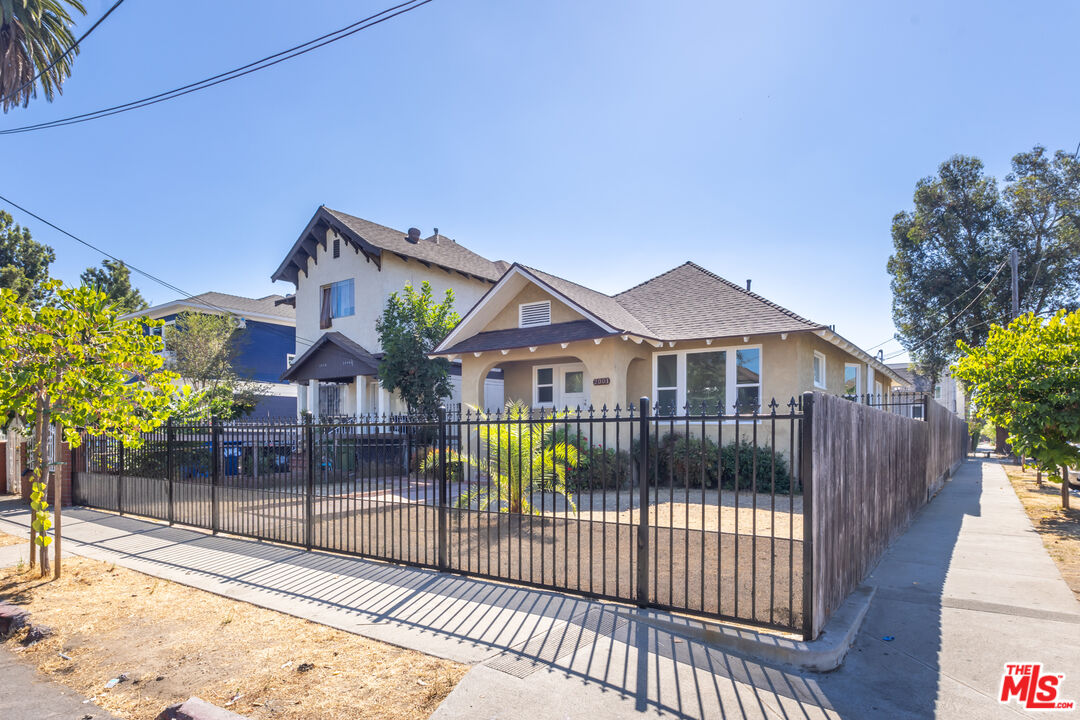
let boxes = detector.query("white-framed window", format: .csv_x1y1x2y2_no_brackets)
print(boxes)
843,363,860,396
875,380,884,398
519,301,551,328
286,353,296,368
934,383,942,400
911,404,924,420
652,345,762,415
320,279,355,328
150,319,175,353
813,351,827,389
535,366,555,406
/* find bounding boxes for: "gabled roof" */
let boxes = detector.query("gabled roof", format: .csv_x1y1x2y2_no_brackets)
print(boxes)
280,331,380,383
521,265,656,338
124,292,295,324
271,206,505,286
613,262,823,340
440,320,610,355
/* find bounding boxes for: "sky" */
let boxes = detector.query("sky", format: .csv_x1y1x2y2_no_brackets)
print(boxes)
4,0,1078,364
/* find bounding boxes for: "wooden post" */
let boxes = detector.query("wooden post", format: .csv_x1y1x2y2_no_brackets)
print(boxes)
800,392,815,641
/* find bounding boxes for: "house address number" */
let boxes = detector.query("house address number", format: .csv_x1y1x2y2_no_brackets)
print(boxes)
592,377,611,386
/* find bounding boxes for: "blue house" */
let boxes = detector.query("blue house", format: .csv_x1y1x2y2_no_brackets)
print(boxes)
125,292,297,417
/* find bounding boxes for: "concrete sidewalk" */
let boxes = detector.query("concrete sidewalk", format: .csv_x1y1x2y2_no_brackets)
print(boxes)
0,459,1076,718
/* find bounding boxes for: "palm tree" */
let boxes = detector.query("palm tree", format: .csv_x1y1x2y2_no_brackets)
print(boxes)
423,400,579,515
1,0,86,112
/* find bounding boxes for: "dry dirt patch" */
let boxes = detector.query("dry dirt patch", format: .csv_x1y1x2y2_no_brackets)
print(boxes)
0,556,466,720
0,531,26,547
1001,462,1080,600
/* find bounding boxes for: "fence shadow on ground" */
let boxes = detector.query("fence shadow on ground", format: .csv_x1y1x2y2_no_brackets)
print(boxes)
0,499,831,719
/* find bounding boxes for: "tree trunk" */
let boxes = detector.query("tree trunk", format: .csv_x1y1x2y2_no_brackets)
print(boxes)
1037,469,1042,487
53,423,62,580
1064,467,1071,511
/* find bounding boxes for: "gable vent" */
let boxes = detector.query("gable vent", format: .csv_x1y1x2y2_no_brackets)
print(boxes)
333,237,341,258
519,301,551,328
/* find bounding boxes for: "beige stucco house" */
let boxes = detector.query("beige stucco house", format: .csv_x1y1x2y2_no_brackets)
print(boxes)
432,262,903,416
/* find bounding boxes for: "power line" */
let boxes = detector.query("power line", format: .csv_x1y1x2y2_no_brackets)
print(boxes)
0,0,128,108
884,259,1008,360
0,0,434,135
864,256,1008,353
0,193,319,350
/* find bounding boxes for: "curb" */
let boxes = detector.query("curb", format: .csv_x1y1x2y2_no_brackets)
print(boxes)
617,585,876,672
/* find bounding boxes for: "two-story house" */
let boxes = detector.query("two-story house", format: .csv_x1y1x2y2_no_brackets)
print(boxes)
125,291,298,417
271,206,506,417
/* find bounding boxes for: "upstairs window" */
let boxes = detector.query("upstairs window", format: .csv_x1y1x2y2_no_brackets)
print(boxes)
320,279,355,328
519,301,551,328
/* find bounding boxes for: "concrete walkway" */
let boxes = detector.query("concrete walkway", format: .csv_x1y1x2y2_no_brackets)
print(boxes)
0,459,1076,719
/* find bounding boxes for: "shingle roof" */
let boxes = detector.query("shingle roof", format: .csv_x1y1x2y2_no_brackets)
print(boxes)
280,331,380,382
440,320,611,354
127,291,295,322
187,292,295,320
887,362,932,391
613,262,823,340
520,265,656,337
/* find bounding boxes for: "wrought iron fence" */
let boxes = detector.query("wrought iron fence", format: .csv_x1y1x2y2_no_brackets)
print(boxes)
845,391,930,419
73,399,807,633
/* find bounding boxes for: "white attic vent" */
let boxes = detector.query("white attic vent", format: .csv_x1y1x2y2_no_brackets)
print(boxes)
519,301,551,328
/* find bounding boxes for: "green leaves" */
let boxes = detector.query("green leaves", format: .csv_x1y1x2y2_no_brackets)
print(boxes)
376,281,460,416
954,309,1080,474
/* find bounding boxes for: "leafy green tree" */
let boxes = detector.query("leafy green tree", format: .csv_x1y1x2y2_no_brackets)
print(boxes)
0,0,86,111
953,310,1080,509
80,259,148,313
376,281,460,416
423,401,578,515
165,311,257,420
0,282,182,578
0,210,54,305
887,155,1005,381
888,148,1080,381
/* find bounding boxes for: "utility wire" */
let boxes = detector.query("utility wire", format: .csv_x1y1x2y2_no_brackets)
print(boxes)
884,259,1008,361
0,0,434,135
0,193,319,350
864,255,1008,353
0,0,128,108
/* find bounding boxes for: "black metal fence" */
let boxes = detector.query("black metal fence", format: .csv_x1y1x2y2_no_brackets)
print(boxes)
73,399,807,633
845,391,930,419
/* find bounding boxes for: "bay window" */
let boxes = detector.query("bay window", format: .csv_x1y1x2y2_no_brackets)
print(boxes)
653,346,762,415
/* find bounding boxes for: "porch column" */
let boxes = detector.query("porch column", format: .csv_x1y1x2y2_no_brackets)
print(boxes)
355,376,367,416
308,379,320,418
377,382,387,417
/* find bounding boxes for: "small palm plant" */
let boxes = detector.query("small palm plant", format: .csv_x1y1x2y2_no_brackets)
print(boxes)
423,400,578,515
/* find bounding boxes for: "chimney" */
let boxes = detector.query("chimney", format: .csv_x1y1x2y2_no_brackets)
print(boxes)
406,227,421,244
746,279,752,291
434,227,440,244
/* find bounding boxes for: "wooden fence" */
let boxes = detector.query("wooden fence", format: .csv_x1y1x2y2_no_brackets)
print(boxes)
803,391,967,638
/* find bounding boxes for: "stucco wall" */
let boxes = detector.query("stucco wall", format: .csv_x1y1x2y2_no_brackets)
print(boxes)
291,227,494,356
484,285,584,332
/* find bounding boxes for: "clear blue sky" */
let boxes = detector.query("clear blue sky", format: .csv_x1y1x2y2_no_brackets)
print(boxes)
4,0,1078,363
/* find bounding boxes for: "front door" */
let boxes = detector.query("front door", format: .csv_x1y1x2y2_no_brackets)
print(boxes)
560,365,588,410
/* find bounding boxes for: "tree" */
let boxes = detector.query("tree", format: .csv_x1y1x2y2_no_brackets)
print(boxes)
0,210,54,305
0,282,182,578
80,259,148,313
165,311,258,420
887,155,1006,381
887,148,1080,380
0,0,86,112
375,281,460,416
423,401,578,515
953,310,1080,509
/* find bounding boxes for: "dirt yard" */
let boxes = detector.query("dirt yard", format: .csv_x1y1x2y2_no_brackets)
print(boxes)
1001,462,1080,600
0,531,25,547
0,550,466,720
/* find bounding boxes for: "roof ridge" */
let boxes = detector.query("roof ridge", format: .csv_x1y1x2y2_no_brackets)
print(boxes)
322,207,408,237
612,261,695,298
679,261,823,328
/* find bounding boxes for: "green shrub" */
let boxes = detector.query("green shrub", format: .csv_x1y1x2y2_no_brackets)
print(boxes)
651,434,793,494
